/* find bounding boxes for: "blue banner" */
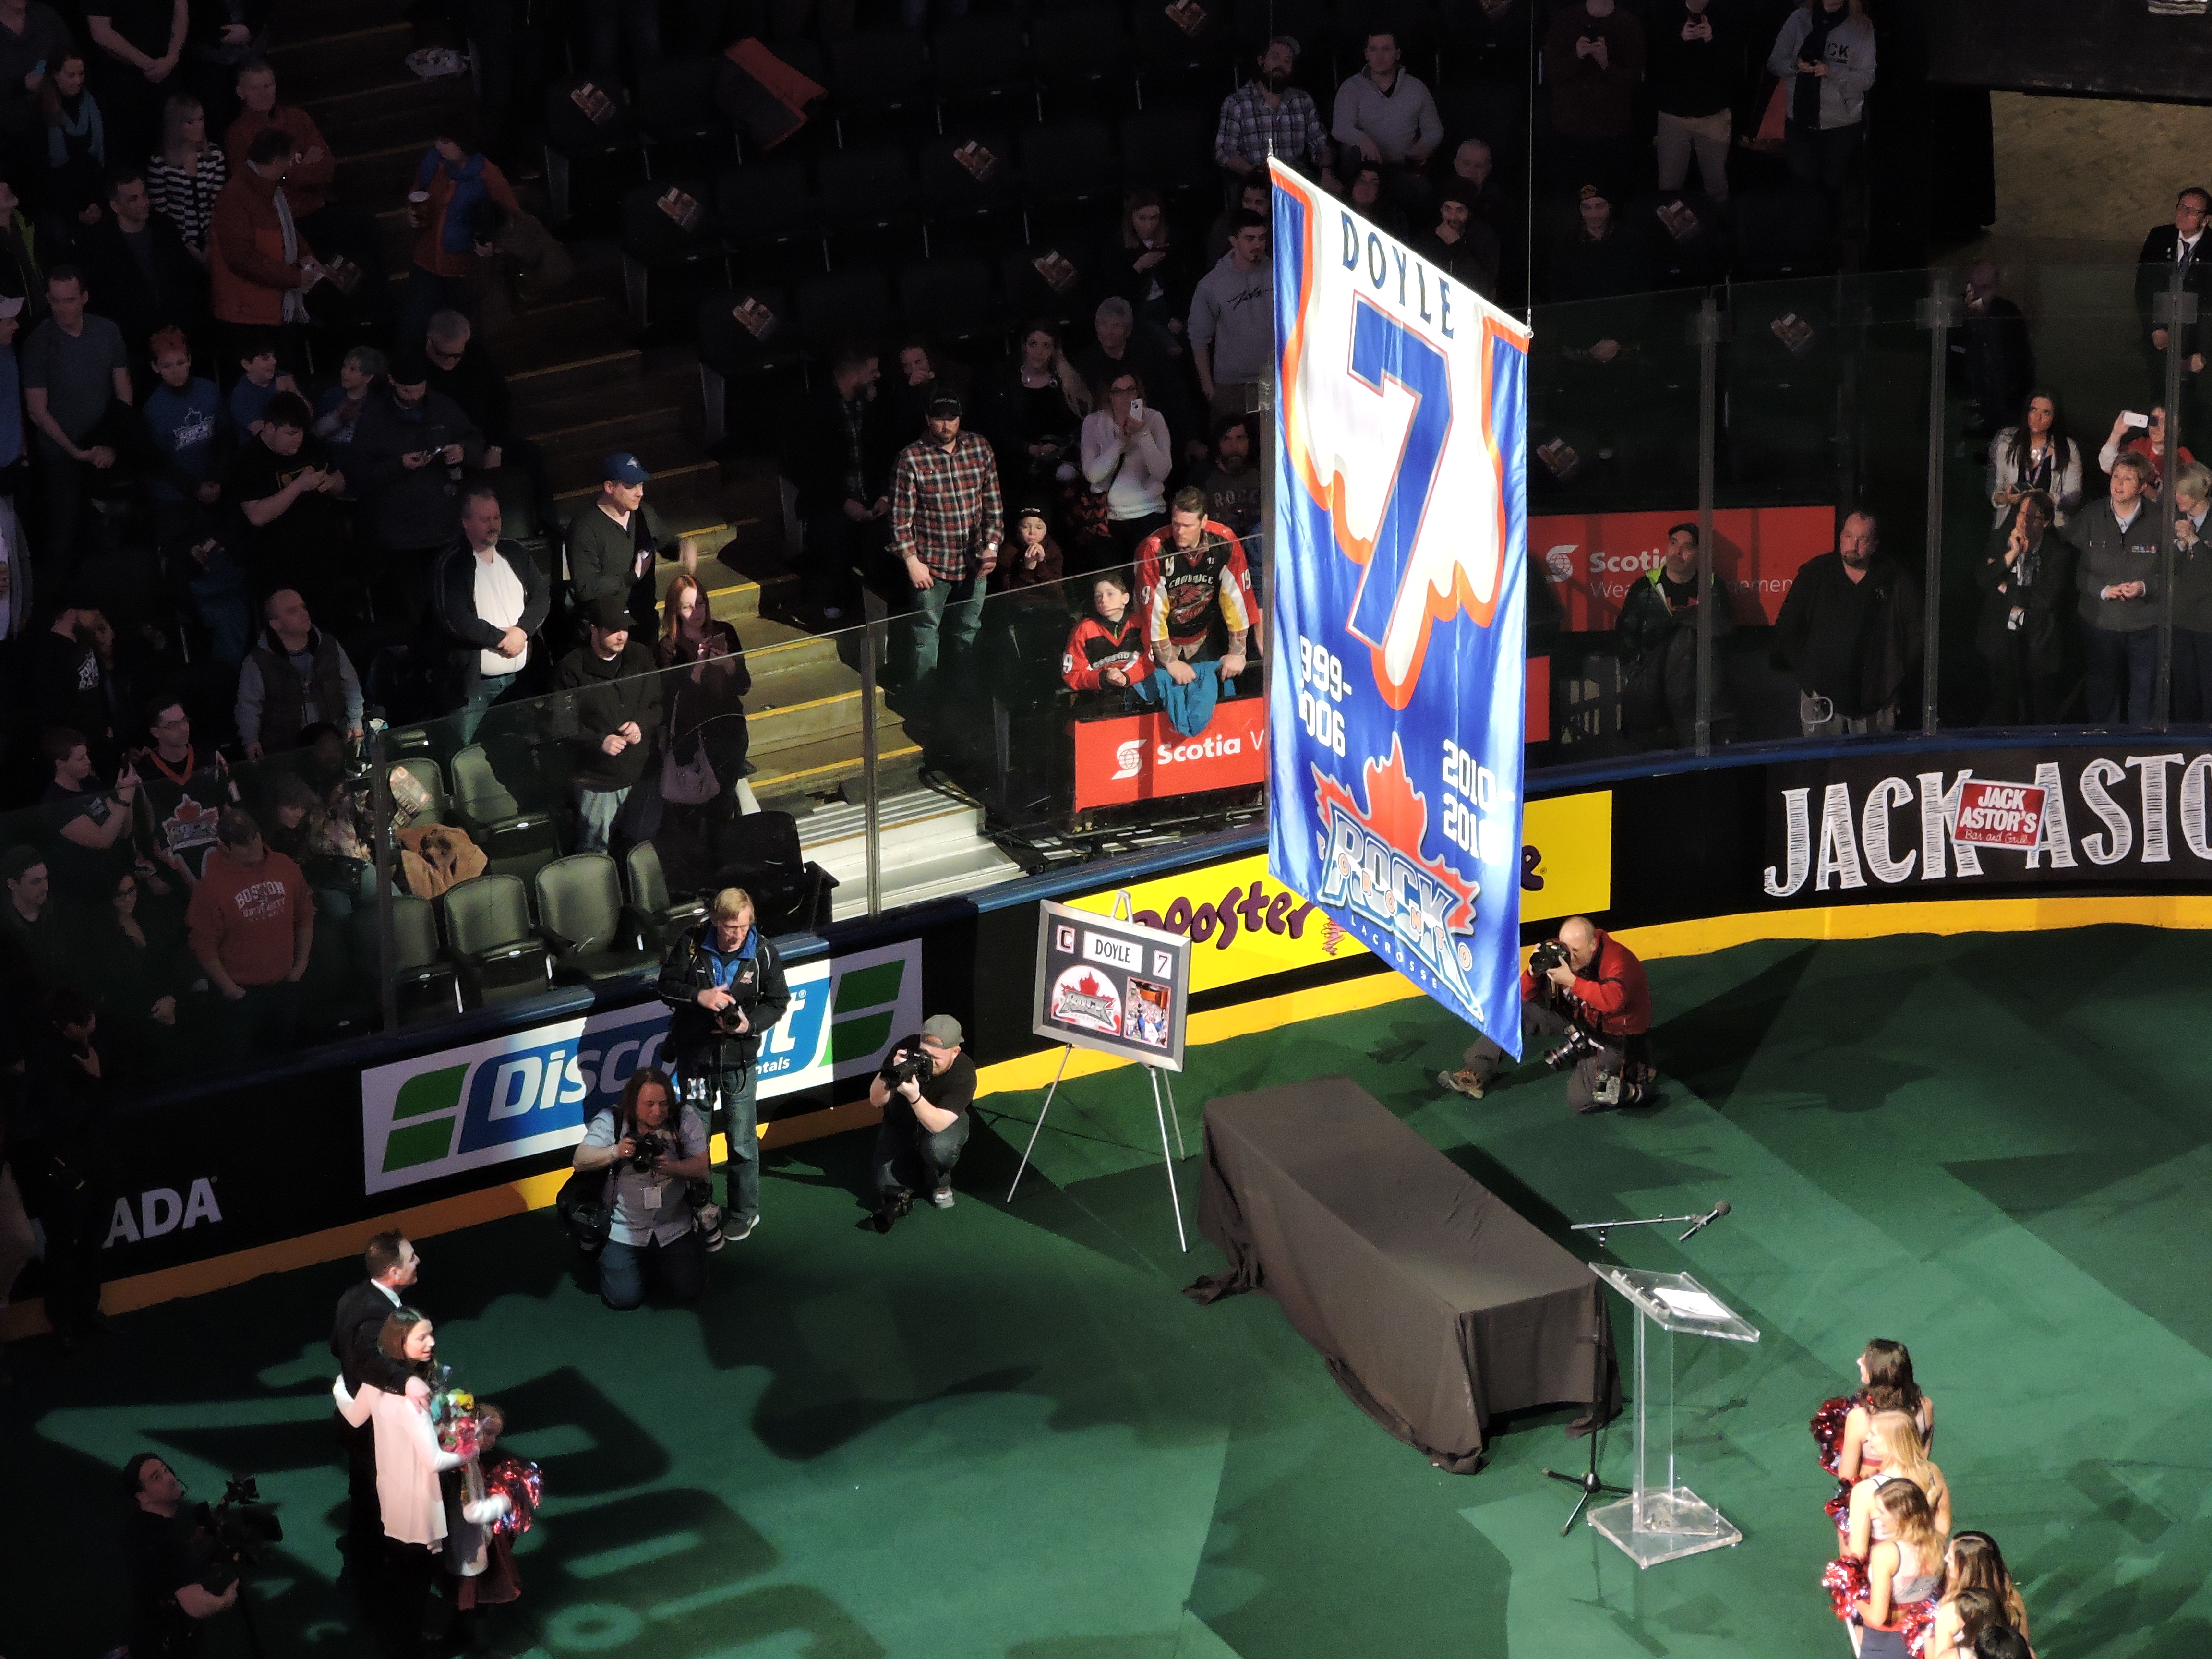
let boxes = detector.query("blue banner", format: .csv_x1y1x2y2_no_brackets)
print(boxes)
1264,162,1532,1054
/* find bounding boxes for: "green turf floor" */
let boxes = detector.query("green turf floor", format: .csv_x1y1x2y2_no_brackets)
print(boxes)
9,924,2212,1659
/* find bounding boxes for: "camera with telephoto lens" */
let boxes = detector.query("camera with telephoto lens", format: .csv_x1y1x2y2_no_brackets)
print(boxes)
629,1132,670,1171
879,1036,934,1094
187,1476,284,1593
1542,1022,1605,1073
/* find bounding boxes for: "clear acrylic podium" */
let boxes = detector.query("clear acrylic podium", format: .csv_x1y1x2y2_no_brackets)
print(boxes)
1587,1265,1760,1567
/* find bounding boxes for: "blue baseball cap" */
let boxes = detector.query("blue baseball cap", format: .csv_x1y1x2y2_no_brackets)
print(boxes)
602,452,651,486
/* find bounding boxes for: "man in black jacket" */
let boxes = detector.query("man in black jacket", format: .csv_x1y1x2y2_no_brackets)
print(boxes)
79,170,208,394
350,347,484,622
553,594,660,851
2133,186,2210,397
1616,521,1733,746
1772,511,1923,737
433,483,549,740
328,1230,423,1592
787,342,893,625
656,887,790,1245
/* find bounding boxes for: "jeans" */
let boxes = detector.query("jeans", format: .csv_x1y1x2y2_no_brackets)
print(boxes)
596,1230,705,1309
459,670,518,744
1798,692,1897,738
905,571,989,699
1656,108,1731,200
575,785,630,850
873,1107,971,1197
680,1054,760,1226
1462,995,1645,1114
2082,624,2158,723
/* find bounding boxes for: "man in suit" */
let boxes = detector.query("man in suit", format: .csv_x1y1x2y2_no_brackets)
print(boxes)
2133,187,2211,416
329,1231,424,1592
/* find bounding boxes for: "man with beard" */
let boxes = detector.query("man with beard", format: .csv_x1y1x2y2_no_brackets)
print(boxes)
1772,510,1923,736
1214,36,1337,191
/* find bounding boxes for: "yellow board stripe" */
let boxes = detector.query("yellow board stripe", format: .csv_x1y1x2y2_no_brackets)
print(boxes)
9,891,2207,1336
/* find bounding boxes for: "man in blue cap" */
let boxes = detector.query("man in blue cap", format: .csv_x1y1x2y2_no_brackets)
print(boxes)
568,450,692,630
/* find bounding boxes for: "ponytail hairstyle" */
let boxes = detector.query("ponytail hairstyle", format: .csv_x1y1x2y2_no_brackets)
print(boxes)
1948,1588,2004,1648
1879,1478,1942,1559
1861,1338,1923,1416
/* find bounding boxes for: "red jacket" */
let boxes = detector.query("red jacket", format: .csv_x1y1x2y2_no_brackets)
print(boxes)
224,107,336,214
210,167,316,326
411,153,522,279
1522,928,1650,1038
1061,611,1153,692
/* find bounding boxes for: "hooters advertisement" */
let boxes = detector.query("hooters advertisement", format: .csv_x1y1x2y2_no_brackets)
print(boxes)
1072,696,1268,810
1265,161,1532,1055
1532,505,1835,629
1032,900,1191,1070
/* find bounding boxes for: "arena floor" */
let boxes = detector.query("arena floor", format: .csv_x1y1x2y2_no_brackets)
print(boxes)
10,924,2212,1659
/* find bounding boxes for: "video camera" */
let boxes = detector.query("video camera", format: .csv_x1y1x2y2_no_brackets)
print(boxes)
188,1476,283,1594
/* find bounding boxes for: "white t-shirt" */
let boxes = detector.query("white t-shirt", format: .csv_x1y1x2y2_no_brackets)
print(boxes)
471,549,528,678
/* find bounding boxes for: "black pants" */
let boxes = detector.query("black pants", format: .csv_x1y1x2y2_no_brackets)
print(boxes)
1624,629,1734,747
213,981,301,1056
1981,632,2064,724
803,508,879,614
2172,627,2212,722
378,1537,441,1659
1462,997,1645,1114
2083,623,2158,724
34,405,132,584
38,1183,106,1331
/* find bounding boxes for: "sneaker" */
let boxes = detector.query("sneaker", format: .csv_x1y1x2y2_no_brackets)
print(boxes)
1437,1069,1486,1099
726,1214,758,1242
930,1184,954,1209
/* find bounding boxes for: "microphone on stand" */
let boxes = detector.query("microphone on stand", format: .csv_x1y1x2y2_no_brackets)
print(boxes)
1678,1199,1730,1243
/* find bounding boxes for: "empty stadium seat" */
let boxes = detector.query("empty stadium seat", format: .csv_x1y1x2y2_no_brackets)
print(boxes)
898,256,1002,347
440,874,553,1007
537,854,661,983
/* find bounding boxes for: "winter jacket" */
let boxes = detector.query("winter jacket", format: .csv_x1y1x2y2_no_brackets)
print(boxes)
208,163,313,326
432,538,550,694
349,385,485,550
553,640,662,790
1766,8,1875,131
656,916,791,1075
2068,496,2164,633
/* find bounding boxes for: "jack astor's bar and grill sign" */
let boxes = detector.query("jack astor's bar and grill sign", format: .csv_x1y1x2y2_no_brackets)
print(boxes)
1762,746,2212,899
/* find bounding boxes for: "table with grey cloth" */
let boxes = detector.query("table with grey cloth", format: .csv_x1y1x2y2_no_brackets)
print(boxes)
1184,1076,1619,1472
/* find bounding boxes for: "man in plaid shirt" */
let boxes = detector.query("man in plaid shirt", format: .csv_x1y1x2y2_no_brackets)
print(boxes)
889,391,1003,700
1214,37,1338,191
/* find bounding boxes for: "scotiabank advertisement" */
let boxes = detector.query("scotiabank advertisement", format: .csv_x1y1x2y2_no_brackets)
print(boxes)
1533,505,1834,629
1073,696,1269,810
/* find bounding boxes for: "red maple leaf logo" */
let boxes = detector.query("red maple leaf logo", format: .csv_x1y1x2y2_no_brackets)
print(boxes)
1077,972,1101,996
1310,734,1480,939
174,799,205,821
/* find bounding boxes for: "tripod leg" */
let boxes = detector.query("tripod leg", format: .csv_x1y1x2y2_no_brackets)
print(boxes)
1161,1067,1186,1159
1151,1066,1189,1253
1005,1044,1073,1203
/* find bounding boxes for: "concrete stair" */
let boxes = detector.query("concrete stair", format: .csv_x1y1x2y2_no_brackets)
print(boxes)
793,791,1028,915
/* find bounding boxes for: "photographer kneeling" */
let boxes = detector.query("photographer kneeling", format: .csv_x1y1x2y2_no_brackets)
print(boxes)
658,887,790,1248
867,1016,977,1229
1438,916,1652,1113
125,1454,237,1659
572,1067,711,1309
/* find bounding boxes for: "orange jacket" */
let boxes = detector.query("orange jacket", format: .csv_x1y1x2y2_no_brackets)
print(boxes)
209,167,315,326
410,153,521,279
223,106,336,214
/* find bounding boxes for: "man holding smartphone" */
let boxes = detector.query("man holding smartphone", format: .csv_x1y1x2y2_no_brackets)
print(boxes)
349,344,483,622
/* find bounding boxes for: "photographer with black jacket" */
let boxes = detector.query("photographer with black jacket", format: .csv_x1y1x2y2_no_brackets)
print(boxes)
124,1454,238,1659
657,887,789,1249
867,1015,977,1229
571,1067,710,1310
1437,916,1653,1113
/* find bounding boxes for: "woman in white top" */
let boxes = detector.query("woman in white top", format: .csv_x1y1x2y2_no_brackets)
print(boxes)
1080,366,1173,562
1986,389,2082,527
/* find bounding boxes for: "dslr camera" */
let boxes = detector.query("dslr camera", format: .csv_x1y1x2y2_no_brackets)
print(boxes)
1528,938,1572,978
879,1036,934,1094
628,1132,670,1171
188,1476,283,1593
1542,1022,1604,1073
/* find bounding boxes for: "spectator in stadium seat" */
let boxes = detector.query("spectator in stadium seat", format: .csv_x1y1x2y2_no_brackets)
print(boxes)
135,695,232,887
1189,214,1273,421
403,112,519,341
1767,0,1876,207
2131,186,2208,392
1647,0,1737,203
142,325,226,548
1346,161,1407,238
1975,490,2072,726
888,390,1002,706
1061,569,1153,704
1107,190,1193,350
236,587,361,760
1772,510,1922,737
1542,0,1645,193
434,482,547,742
1548,183,1650,303
1411,180,1500,294
23,264,134,585
39,724,142,905
187,805,309,1052
788,340,892,625
350,347,484,621
0,0,75,155
224,59,385,304
555,594,661,852
1214,37,1336,191
568,450,686,631
1075,297,1193,461
2168,463,2212,721
1136,487,1255,689
978,318,1089,514
228,326,296,435
1331,29,1440,210
311,342,379,472
2096,403,2193,494
1080,365,1172,563
1193,412,1260,540
1617,522,1734,747
223,389,345,611
2067,449,2163,725
1987,390,2082,529
208,124,321,369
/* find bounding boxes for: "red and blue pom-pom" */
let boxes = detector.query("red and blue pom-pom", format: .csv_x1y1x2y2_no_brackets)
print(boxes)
484,1457,543,1537
1821,1554,1870,1622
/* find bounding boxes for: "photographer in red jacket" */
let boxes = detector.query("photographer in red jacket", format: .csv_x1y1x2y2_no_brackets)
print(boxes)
1438,915,1652,1112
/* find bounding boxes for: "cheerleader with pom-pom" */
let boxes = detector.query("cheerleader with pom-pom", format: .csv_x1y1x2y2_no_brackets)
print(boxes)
1928,1533,2034,1659
1814,1339,1936,1527
441,1400,544,1655
1853,1481,1945,1658
1845,1413,1951,1556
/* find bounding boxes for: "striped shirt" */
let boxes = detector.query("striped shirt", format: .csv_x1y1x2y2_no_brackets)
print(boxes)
889,429,1003,582
1214,82,1331,173
147,145,229,251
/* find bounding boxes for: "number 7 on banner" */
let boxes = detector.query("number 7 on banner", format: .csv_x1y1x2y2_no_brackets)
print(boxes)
1341,298,1454,689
